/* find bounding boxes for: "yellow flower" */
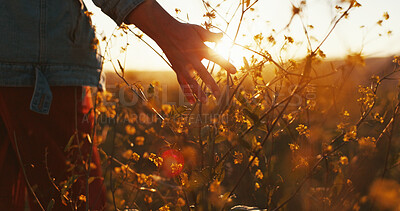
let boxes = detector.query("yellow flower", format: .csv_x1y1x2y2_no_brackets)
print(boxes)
289,143,300,151
114,167,121,174
155,157,163,167
358,137,376,152
383,12,390,20
267,35,276,45
209,180,221,193
158,205,170,211
249,156,259,167
177,198,186,207
149,153,163,167
137,173,153,186
373,113,384,124
324,145,333,153
283,113,293,122
145,127,156,134
340,156,349,165
125,125,136,135
79,195,86,202
170,163,183,175
357,86,376,109
351,0,362,7
144,195,153,204
122,149,133,160
393,56,400,65
162,104,172,115
145,176,153,187
132,152,140,162
120,165,128,174
135,136,145,146
255,169,264,180
317,50,326,59
343,126,357,142
337,122,347,131
233,151,243,164
306,99,316,110
149,153,157,161
180,173,189,187
296,124,310,137
137,173,146,184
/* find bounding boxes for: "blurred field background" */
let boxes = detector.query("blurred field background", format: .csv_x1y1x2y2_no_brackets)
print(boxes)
95,55,400,210
74,0,400,210
104,56,396,105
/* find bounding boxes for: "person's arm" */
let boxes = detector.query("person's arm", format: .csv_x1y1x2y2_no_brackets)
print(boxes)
124,0,236,103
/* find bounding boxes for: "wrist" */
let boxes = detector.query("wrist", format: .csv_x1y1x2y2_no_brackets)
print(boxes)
125,0,181,45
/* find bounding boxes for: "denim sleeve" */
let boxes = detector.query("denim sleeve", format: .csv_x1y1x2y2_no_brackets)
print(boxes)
92,0,145,25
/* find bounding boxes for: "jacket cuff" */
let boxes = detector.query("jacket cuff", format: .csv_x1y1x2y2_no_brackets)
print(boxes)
94,0,145,25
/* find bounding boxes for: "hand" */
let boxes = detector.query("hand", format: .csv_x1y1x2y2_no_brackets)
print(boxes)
154,23,237,104
125,0,236,104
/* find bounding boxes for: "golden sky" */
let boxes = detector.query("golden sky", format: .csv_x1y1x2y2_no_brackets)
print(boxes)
84,0,400,71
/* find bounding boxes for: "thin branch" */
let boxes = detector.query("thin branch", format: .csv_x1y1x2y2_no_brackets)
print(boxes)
128,28,172,68
382,101,400,178
14,132,45,211
313,3,354,53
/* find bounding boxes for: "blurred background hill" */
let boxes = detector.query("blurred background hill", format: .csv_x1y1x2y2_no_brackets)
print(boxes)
105,56,398,105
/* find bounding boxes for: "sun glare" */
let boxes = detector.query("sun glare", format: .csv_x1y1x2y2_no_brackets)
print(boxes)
206,36,246,71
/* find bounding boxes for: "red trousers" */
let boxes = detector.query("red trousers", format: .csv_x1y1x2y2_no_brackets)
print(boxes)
0,87,106,210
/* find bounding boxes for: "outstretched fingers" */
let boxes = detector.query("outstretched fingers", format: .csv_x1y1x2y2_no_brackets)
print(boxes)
203,46,237,74
170,24,238,103
192,25,223,43
190,58,221,99
176,73,196,104
191,24,237,74
176,67,207,103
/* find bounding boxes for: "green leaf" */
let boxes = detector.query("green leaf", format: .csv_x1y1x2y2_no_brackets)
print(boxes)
88,177,96,185
88,176,103,185
64,133,76,152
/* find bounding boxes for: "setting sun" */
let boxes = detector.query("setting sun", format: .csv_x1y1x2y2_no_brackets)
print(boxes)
204,35,247,71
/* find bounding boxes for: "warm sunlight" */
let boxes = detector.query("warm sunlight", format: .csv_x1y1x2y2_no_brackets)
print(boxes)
5,0,400,210
207,36,247,70
84,0,400,72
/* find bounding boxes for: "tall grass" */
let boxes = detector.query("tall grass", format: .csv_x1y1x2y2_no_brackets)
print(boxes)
57,0,400,210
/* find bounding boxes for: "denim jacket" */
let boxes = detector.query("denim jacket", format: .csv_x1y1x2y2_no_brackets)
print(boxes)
0,0,144,114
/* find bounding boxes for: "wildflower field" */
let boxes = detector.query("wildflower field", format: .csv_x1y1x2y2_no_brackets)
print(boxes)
70,0,400,210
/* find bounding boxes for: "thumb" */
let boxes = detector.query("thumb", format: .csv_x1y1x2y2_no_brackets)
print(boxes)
192,25,223,42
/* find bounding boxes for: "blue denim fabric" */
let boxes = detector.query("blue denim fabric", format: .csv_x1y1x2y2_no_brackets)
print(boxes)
0,0,144,114
30,67,53,114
